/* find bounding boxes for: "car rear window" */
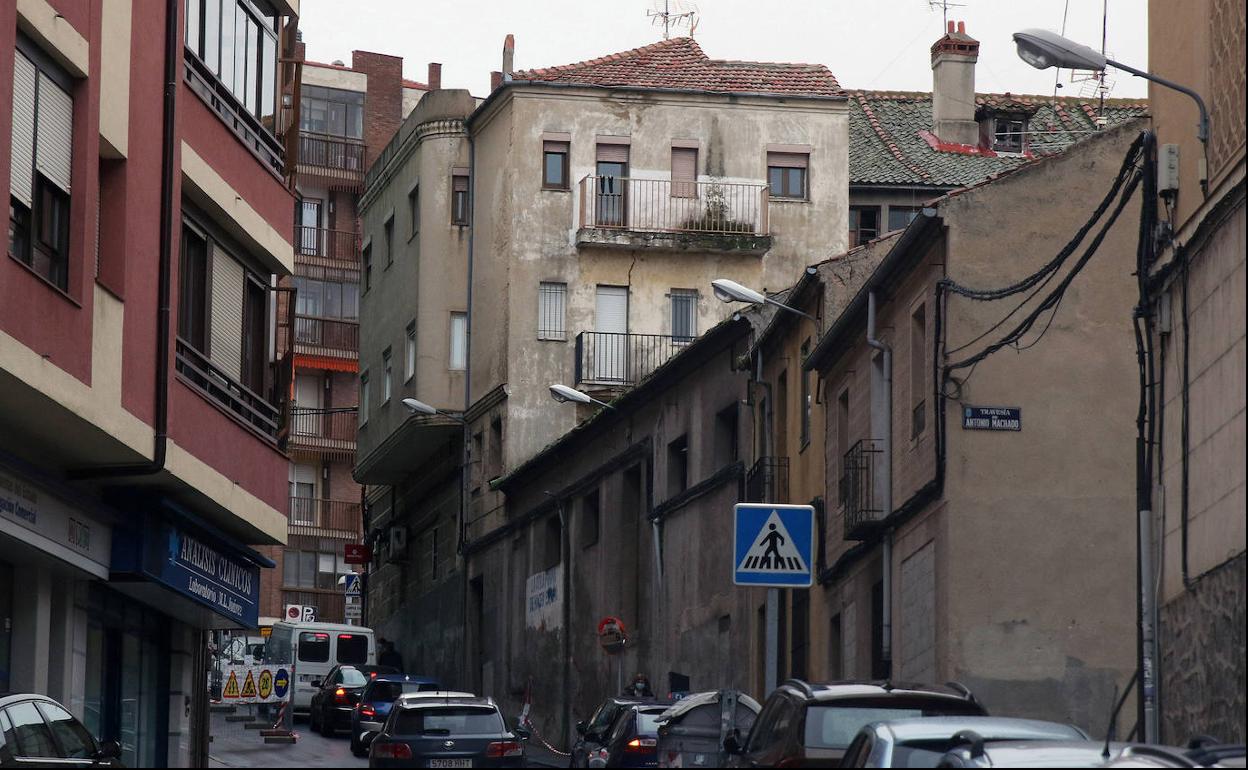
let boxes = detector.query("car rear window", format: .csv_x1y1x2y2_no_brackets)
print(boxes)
804,706,924,749
394,707,505,736
298,632,330,663
369,682,440,702
636,710,667,736
336,633,369,664
340,668,369,686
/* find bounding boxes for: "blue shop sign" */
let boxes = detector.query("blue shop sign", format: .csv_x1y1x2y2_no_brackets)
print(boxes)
113,519,261,628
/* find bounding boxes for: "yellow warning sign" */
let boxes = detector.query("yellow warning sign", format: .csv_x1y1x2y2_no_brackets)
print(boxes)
223,670,240,699
258,669,274,699
241,670,258,699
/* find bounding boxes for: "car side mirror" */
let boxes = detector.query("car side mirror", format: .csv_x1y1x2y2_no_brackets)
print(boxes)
361,730,378,748
576,720,588,736
97,740,122,760
514,725,532,741
311,680,322,689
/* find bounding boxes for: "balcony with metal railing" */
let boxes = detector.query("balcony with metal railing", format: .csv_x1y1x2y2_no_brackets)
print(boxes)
842,438,885,540
574,332,689,388
295,226,358,265
577,175,773,254
288,497,362,540
745,457,790,504
287,407,357,455
293,315,359,359
293,130,367,187
174,339,281,443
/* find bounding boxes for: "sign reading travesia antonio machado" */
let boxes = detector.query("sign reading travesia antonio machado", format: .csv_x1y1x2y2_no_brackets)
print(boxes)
961,406,1022,431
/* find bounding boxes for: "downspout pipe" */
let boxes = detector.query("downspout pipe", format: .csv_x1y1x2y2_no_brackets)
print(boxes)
867,291,894,670
72,0,178,480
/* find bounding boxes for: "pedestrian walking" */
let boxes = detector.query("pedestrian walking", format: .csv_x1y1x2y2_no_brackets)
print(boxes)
378,638,404,670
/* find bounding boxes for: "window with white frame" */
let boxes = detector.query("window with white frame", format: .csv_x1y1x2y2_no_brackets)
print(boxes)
449,312,467,370
382,347,392,403
405,321,417,381
10,40,74,292
671,289,698,341
538,282,567,340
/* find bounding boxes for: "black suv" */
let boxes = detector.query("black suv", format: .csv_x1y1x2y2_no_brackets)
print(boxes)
725,680,986,767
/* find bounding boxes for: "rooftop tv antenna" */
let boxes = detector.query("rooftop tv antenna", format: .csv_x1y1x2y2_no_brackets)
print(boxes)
1063,0,1114,123
927,0,967,30
649,0,699,39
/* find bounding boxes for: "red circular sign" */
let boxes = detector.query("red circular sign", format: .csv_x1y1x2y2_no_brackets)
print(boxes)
286,605,300,620
598,616,627,636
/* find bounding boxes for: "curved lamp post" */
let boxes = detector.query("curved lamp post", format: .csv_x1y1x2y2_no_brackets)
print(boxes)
549,384,614,410
712,278,818,325
402,397,466,423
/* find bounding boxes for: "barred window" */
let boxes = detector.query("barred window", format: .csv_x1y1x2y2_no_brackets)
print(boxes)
671,288,697,341
538,282,567,340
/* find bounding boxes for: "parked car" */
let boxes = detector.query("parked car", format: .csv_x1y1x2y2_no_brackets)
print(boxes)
309,663,399,737
838,716,1088,767
367,692,527,768
599,702,675,769
571,697,648,767
936,739,1135,767
350,674,442,757
0,693,123,768
1101,738,1246,768
725,680,987,767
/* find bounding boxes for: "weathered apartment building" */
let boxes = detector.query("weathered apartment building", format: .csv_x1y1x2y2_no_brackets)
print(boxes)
355,35,849,688
258,42,433,625
483,23,1153,742
1,0,299,764
1146,0,1245,743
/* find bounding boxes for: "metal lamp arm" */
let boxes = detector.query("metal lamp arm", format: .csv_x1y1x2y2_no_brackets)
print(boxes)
763,296,817,324
1107,58,1209,144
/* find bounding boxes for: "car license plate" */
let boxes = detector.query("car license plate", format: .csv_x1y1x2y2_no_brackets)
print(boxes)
428,761,472,768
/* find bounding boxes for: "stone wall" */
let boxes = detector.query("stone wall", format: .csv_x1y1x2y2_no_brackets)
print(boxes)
1159,551,1246,744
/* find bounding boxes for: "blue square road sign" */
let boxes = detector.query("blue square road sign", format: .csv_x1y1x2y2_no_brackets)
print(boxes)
733,503,814,588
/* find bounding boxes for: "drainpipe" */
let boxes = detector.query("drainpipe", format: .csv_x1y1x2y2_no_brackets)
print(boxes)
72,0,178,480
462,133,476,693
867,291,893,673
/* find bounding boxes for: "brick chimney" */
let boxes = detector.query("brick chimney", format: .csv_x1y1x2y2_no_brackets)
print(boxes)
490,71,503,91
502,34,515,78
931,20,980,146
352,50,404,160
427,62,442,91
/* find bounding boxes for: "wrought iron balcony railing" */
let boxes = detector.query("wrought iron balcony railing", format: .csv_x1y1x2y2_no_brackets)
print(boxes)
293,315,359,358
574,331,688,387
288,497,362,539
842,438,885,540
295,131,366,183
295,226,358,263
287,407,357,453
578,175,769,235
745,456,790,504
174,338,281,442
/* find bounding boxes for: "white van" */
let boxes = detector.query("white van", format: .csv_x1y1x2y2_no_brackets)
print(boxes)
265,621,376,713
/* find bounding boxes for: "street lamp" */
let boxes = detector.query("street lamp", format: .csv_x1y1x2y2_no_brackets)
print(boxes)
549,384,614,410
401,397,465,423
711,278,818,325
1013,29,1209,160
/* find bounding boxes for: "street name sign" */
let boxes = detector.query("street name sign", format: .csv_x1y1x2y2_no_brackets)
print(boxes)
962,406,1021,431
733,503,814,588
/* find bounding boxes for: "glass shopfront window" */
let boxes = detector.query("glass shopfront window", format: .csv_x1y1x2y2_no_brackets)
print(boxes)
0,562,11,693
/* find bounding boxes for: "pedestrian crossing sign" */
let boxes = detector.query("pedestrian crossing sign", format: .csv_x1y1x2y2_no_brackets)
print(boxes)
733,503,814,587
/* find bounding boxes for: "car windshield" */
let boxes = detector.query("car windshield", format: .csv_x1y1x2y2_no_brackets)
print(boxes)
394,707,505,736
805,707,924,749
368,682,439,702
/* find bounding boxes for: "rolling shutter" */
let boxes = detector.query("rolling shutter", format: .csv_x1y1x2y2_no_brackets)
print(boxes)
671,147,697,197
766,151,808,169
10,51,37,206
36,72,74,193
210,247,246,380
596,143,629,163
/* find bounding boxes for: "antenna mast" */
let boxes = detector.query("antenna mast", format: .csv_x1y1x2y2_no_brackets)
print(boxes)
927,0,967,30
649,0,699,39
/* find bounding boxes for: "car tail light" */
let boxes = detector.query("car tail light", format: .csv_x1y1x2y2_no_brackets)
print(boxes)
626,737,658,751
486,741,524,758
334,687,348,704
370,671,378,678
372,742,413,760
360,704,376,718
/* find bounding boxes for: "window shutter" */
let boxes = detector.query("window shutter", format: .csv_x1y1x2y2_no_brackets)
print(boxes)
210,247,246,380
671,148,697,198
767,151,808,169
35,72,74,193
10,52,37,206
596,143,629,163
543,140,569,154
452,174,469,192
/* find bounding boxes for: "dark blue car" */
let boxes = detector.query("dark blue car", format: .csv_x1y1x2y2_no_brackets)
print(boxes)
349,674,441,757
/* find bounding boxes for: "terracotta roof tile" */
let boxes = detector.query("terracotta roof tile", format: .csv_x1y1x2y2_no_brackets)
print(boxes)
513,36,843,98
847,89,1147,187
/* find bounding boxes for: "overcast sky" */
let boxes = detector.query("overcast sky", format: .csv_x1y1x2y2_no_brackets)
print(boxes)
299,0,1148,99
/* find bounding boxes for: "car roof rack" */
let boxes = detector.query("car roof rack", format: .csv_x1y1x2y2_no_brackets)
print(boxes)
781,679,815,697
944,681,978,703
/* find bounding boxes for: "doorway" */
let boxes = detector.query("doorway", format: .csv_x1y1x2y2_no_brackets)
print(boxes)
594,285,629,382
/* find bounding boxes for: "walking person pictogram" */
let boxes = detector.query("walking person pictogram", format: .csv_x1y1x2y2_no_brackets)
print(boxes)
760,523,785,568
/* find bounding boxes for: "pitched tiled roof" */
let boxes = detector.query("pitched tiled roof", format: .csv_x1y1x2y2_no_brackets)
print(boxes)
513,36,843,98
848,90,1148,187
